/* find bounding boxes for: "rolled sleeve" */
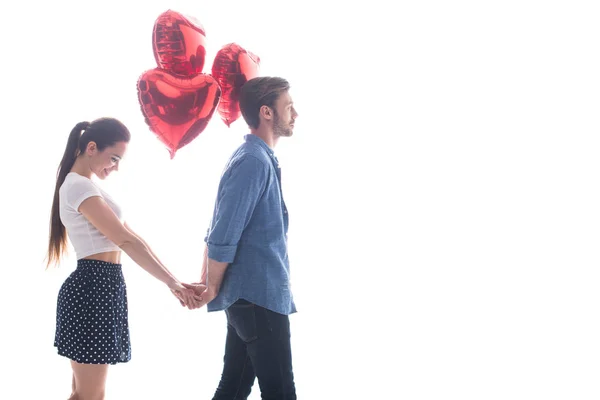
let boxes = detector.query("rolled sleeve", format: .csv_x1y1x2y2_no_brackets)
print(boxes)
206,155,268,263
207,244,238,263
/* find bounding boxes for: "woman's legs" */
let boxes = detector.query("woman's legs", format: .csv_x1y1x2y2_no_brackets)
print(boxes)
69,361,109,400
68,373,76,399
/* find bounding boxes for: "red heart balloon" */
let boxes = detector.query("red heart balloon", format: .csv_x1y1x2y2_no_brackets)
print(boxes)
211,43,260,127
137,69,221,158
153,10,207,77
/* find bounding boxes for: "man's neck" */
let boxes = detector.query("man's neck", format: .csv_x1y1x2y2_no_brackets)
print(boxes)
250,128,279,149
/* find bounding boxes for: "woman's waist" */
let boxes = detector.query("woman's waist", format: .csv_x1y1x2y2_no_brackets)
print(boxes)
80,250,122,265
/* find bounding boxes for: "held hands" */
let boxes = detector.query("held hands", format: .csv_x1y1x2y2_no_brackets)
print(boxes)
181,282,217,310
169,281,205,309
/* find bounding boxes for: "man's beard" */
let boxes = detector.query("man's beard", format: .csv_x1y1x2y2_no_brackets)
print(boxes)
273,111,292,137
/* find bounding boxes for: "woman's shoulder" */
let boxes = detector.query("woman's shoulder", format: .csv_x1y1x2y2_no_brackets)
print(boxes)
60,173,103,207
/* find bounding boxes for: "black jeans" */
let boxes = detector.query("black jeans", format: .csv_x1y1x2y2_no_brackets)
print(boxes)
212,299,297,400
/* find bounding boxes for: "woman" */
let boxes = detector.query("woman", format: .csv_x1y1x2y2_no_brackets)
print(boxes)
47,117,202,400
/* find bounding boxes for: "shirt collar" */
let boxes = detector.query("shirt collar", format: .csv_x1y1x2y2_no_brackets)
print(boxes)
245,134,275,157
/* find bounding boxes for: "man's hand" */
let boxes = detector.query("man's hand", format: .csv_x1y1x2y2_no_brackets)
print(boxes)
182,282,216,309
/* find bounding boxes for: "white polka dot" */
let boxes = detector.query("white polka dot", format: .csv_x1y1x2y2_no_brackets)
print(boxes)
54,259,131,364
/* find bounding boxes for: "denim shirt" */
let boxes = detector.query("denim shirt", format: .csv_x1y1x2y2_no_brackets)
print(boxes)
204,134,296,315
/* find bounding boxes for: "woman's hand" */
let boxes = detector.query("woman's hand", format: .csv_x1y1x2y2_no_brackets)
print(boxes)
169,281,204,309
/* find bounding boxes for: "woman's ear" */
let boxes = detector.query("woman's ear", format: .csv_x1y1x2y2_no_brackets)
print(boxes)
86,141,97,155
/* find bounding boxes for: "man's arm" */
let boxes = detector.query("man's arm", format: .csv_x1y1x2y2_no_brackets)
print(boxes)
187,256,228,306
186,155,268,303
199,244,208,284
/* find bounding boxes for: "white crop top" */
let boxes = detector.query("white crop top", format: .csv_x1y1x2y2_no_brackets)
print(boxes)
59,172,124,259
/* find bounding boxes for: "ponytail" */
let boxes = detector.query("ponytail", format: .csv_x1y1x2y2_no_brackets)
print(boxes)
46,122,90,267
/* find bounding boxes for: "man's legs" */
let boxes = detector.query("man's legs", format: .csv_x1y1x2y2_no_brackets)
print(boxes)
212,311,256,400
224,299,296,400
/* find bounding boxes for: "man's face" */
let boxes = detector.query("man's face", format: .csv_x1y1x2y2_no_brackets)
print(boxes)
272,91,298,138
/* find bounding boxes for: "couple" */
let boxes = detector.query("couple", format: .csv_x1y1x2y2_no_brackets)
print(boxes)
48,77,299,400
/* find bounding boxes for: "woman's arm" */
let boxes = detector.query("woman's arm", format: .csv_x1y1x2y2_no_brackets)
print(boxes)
124,222,178,281
78,197,201,307
125,222,193,306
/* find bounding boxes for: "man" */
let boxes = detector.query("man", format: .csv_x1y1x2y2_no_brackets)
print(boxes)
186,76,299,400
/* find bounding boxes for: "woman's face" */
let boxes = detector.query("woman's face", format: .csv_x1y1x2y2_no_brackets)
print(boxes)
87,141,128,180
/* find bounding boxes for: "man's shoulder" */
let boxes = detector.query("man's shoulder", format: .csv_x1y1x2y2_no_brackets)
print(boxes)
229,142,272,166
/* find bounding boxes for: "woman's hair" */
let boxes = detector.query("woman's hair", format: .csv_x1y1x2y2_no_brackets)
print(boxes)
46,118,130,267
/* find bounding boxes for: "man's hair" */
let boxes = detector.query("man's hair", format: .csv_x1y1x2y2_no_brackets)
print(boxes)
239,77,290,129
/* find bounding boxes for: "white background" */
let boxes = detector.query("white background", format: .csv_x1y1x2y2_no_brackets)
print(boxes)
1,0,599,399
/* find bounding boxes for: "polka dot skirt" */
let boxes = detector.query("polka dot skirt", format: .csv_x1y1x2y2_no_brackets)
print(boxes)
54,259,131,364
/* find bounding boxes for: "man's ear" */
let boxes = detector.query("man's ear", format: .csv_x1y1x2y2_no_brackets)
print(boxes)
260,105,273,121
